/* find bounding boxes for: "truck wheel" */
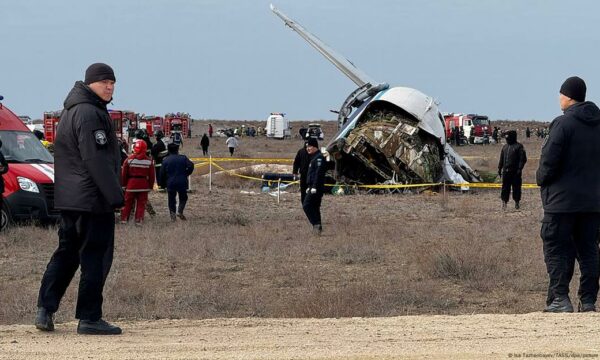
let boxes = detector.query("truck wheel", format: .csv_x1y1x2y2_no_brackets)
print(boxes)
1,202,11,231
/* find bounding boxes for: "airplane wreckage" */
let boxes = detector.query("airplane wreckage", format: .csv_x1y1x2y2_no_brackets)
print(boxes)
271,5,481,187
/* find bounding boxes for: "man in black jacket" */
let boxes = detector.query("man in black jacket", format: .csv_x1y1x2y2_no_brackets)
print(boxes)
293,141,310,204
151,130,168,190
498,130,527,210
36,63,124,335
302,138,327,235
536,76,600,313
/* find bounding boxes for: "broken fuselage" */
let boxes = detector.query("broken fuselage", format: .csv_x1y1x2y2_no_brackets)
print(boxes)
271,4,481,186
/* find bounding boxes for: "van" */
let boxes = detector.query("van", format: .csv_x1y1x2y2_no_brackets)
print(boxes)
0,97,58,231
266,113,291,139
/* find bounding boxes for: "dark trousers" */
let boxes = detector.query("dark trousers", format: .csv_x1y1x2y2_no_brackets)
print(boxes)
168,189,188,215
541,212,600,305
302,192,323,226
37,211,115,321
501,171,522,203
300,180,307,204
202,146,208,156
155,165,163,189
229,147,235,156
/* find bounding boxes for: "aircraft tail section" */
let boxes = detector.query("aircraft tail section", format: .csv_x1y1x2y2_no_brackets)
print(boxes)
270,4,376,88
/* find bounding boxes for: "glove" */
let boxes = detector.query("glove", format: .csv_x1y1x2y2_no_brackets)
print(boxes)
310,188,317,194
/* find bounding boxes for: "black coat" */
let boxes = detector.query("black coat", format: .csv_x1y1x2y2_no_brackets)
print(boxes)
200,135,210,149
54,81,124,213
0,150,8,194
498,132,527,174
293,147,310,186
536,101,600,213
151,139,167,165
160,153,195,191
306,151,327,193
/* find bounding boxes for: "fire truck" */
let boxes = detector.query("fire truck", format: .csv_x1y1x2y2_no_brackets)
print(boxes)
44,110,128,143
43,111,61,143
138,115,164,138
164,113,190,138
443,113,491,144
108,110,136,141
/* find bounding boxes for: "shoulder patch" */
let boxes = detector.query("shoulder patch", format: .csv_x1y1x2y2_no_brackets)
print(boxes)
317,158,322,166
94,130,108,146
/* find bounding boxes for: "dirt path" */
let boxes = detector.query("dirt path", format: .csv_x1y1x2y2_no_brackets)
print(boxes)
2,313,600,359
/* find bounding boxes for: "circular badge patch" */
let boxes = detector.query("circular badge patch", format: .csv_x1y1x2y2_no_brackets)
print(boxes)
94,130,107,145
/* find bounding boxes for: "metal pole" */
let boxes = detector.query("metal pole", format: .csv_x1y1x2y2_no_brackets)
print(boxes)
209,155,212,192
277,178,281,204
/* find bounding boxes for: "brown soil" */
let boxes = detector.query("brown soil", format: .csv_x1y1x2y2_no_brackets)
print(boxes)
2,313,599,359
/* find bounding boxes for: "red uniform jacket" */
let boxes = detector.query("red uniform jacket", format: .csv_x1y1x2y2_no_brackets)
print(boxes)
121,153,155,192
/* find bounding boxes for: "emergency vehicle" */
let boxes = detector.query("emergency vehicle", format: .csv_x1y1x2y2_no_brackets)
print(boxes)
443,113,491,144
108,110,136,141
266,112,291,139
44,110,127,144
43,111,61,143
164,113,190,138
1,97,58,231
140,115,164,138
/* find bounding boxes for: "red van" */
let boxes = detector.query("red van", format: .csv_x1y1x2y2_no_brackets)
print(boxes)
0,97,58,231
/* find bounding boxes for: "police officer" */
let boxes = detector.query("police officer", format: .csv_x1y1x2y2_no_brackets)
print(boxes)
498,130,527,210
292,141,310,204
302,138,327,235
536,76,600,312
35,63,124,334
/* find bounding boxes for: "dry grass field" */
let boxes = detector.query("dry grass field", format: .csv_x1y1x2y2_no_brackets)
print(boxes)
0,120,557,326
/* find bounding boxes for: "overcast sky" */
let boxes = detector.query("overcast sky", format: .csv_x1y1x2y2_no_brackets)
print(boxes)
1,0,598,122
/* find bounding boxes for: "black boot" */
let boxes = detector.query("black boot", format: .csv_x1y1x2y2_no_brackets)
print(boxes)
578,301,596,312
35,307,54,331
77,319,122,335
515,202,520,210
544,296,574,313
502,202,507,210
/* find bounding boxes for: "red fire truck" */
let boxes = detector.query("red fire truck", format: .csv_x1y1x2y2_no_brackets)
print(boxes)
138,115,164,137
164,113,190,138
43,111,61,143
443,113,491,144
108,110,137,141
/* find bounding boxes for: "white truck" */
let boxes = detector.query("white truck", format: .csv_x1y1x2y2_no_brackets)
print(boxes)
266,112,291,139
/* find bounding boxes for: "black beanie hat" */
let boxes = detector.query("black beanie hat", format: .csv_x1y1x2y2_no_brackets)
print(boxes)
84,63,116,85
167,142,179,154
560,76,586,102
307,138,319,148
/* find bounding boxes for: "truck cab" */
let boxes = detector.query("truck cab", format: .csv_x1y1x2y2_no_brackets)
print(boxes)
1,98,58,231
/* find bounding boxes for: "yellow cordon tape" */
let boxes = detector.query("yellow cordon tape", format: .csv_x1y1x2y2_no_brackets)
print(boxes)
193,157,541,190
190,157,293,163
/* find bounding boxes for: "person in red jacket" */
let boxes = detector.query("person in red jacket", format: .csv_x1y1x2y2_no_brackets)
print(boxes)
121,140,155,225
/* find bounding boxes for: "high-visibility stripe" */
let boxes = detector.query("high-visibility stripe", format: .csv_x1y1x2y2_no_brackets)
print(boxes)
31,164,55,182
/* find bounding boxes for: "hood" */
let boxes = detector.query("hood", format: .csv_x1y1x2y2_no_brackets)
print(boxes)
63,81,110,111
7,163,55,183
506,130,517,144
565,101,600,127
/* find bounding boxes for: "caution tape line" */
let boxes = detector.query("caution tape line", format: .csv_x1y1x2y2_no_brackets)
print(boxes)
189,157,293,163
199,160,542,190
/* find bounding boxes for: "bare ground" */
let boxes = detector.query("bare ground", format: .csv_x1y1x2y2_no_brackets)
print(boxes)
2,313,600,359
